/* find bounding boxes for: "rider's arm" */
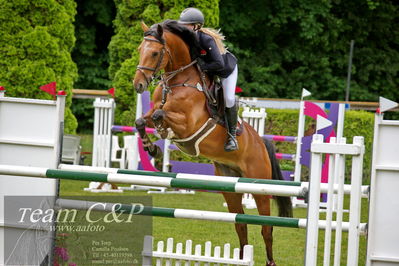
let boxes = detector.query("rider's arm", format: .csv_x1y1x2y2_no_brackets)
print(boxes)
198,33,224,72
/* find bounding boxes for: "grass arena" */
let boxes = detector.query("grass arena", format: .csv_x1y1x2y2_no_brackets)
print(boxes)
0,90,398,265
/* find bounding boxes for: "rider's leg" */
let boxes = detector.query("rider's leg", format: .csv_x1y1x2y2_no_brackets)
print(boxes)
221,65,238,151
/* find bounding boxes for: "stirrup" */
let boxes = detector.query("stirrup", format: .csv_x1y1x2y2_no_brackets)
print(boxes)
224,133,238,151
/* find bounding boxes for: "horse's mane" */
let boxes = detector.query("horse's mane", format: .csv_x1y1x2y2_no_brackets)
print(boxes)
145,20,201,60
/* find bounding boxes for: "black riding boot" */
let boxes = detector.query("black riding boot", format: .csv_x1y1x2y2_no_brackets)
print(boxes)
224,105,239,152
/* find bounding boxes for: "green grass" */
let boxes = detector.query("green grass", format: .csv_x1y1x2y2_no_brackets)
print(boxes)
60,178,368,265
64,134,368,265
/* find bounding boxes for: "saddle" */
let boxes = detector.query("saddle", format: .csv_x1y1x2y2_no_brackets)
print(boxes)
204,78,243,136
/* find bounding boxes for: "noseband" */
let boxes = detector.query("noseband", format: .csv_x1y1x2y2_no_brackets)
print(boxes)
136,37,172,86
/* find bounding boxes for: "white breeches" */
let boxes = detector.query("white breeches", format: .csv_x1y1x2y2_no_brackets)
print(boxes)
221,64,238,108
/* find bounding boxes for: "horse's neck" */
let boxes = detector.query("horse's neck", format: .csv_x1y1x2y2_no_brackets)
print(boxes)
163,39,211,137
164,32,195,71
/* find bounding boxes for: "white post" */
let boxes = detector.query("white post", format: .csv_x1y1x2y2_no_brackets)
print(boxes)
92,98,114,167
92,98,100,166
332,103,346,211
98,102,105,165
293,99,306,183
131,93,142,169
347,136,364,266
142,235,153,265
323,137,337,266
333,137,347,266
162,139,171,172
55,94,66,165
365,113,382,266
136,93,142,120
106,100,115,167
305,134,323,266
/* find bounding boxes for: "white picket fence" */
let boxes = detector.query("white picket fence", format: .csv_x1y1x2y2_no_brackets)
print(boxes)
142,236,254,266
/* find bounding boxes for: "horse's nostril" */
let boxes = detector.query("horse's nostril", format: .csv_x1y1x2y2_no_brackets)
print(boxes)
136,83,144,93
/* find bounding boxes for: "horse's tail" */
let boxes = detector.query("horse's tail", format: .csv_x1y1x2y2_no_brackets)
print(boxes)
263,138,293,218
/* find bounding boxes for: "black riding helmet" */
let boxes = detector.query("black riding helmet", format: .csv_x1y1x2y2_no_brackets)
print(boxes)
178,7,204,26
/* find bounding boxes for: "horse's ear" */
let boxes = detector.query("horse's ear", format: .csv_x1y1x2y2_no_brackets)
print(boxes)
141,21,149,32
157,24,163,36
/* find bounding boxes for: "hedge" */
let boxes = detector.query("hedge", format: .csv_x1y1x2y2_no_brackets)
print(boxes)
0,0,78,134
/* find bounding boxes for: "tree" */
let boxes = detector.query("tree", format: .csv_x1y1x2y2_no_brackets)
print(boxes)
72,0,115,91
108,0,219,125
219,0,399,102
0,0,78,133
71,0,115,132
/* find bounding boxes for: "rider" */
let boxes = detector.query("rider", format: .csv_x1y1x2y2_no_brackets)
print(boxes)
178,7,239,152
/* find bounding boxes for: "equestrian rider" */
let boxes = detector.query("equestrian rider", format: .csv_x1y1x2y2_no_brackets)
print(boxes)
178,7,239,152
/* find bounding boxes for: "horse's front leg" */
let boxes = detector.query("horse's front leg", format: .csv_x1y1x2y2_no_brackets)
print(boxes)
152,109,171,139
135,116,163,159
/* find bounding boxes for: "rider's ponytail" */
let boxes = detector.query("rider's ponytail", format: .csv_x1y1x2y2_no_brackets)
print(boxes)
199,28,227,54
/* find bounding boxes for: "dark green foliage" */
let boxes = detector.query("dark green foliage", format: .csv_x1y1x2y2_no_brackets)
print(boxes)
0,0,78,133
109,0,219,125
70,98,95,133
71,0,115,132
72,0,115,91
220,0,399,103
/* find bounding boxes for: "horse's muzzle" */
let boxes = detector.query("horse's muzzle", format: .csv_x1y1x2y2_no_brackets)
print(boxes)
134,82,146,94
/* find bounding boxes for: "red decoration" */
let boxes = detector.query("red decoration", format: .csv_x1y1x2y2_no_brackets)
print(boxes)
200,49,207,55
40,82,57,99
235,86,243,93
108,87,115,98
0,86,5,91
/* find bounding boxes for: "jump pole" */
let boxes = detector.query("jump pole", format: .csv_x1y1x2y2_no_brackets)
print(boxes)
0,165,306,197
59,164,369,198
56,199,366,233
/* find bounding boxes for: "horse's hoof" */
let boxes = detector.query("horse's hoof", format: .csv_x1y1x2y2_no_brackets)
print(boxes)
266,261,276,266
152,109,165,123
135,118,147,135
148,144,163,159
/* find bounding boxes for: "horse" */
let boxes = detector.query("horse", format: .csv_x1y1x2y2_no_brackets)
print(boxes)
132,20,292,266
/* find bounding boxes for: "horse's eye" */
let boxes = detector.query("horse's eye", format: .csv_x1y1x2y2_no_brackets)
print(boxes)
152,52,159,57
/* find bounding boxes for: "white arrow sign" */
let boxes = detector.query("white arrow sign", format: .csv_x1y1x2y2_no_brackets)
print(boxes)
316,115,333,131
301,88,311,99
379,97,398,113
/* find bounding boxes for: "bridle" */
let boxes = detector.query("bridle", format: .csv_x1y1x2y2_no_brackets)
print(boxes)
136,37,172,86
136,34,201,109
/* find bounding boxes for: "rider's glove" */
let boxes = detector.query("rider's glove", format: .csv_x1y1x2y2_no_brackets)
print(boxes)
196,57,207,70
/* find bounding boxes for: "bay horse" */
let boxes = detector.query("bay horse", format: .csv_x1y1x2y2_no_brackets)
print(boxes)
133,20,292,266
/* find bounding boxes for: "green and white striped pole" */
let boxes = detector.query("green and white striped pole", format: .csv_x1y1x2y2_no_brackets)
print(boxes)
0,165,306,197
59,164,301,187
56,199,366,232
56,199,300,228
59,164,369,197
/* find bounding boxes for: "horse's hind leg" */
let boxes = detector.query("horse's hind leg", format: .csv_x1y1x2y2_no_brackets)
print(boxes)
215,163,248,258
253,194,276,266
223,192,247,256
244,161,276,266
